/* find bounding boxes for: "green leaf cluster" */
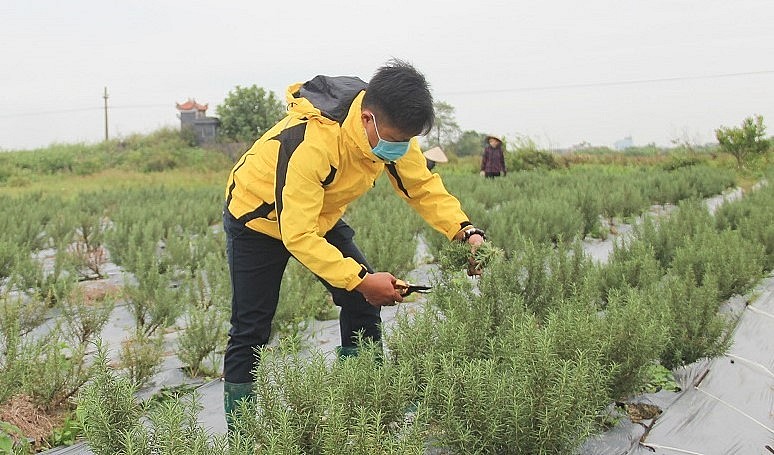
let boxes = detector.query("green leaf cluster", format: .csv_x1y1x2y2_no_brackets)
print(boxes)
715,115,769,168
216,85,285,143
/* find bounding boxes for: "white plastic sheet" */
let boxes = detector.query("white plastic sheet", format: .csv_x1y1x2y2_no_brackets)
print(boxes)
579,275,774,455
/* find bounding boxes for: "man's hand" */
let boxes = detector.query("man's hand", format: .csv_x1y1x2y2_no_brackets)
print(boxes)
480,170,485,177
466,233,485,248
355,272,404,307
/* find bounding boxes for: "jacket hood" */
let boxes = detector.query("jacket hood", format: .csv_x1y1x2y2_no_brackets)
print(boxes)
286,75,368,124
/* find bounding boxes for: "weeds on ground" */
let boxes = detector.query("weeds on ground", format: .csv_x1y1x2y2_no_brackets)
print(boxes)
0,420,30,454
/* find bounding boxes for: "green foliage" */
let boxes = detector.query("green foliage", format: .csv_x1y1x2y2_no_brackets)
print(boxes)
233,340,427,454
715,181,774,269
176,253,230,377
0,128,231,180
118,331,165,389
0,296,40,404
445,130,487,157
487,197,585,247
3,130,773,451
387,254,615,453
136,393,229,454
661,153,703,171
273,259,333,340
75,346,140,453
77,346,143,454
648,165,736,203
216,84,285,143
1,290,96,413
48,412,82,447
177,305,227,378
60,286,116,345
596,289,671,399
476,239,595,320
79,349,231,455
346,177,424,276
655,272,731,369
426,350,608,455
425,100,461,149
597,240,664,303
26,337,91,410
504,135,561,172
508,148,561,172
715,114,769,168
123,250,185,335
0,421,29,454
670,229,764,300
113,128,232,173
640,363,680,394
635,198,715,269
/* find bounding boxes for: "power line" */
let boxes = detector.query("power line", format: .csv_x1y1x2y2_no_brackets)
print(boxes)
439,69,774,96
0,104,172,119
3,69,773,119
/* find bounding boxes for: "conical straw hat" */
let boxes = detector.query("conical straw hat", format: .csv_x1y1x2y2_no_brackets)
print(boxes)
423,146,448,163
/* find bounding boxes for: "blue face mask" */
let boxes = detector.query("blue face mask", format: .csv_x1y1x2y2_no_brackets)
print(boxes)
370,113,411,161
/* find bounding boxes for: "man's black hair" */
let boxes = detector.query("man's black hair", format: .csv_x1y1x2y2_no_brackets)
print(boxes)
362,59,435,137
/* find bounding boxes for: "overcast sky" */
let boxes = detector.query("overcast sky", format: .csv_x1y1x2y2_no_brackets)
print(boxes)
2,0,773,151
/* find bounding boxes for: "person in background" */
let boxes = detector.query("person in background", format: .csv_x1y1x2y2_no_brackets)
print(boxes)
221,59,487,433
423,145,448,171
480,135,506,178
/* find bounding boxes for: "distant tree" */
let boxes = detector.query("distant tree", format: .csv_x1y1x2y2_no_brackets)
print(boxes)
446,130,487,157
715,115,769,168
508,134,561,171
216,85,285,143
427,101,461,148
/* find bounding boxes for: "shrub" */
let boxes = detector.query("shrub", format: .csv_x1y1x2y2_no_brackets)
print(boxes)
595,288,671,399
656,272,731,369
118,331,165,389
670,229,764,300
507,149,561,172
597,240,664,304
233,341,427,454
177,252,230,377
635,198,715,269
78,345,230,455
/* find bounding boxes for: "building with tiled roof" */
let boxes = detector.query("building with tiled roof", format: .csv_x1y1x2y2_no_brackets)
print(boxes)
176,99,219,144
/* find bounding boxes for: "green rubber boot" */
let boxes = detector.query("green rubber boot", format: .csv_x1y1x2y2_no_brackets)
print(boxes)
336,344,386,364
223,381,255,434
335,345,360,360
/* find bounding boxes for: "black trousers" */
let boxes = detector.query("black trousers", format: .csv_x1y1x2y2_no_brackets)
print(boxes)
223,211,381,383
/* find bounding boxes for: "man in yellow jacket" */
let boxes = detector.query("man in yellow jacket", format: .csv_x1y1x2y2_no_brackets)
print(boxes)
222,59,485,430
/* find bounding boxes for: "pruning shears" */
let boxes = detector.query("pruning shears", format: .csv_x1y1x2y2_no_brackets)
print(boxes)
394,279,432,297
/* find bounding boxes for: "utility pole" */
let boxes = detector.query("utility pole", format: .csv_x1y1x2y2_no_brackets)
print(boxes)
103,86,109,141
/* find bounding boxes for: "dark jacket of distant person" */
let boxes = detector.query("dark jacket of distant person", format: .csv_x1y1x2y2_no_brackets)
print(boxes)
481,136,506,177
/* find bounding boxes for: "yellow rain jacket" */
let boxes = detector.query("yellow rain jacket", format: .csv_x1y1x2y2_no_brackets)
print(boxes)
225,76,473,291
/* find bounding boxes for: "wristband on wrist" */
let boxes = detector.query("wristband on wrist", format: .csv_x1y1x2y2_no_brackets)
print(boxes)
461,228,486,242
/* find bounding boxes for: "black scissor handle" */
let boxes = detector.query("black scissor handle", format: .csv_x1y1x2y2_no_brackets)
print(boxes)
395,279,432,297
